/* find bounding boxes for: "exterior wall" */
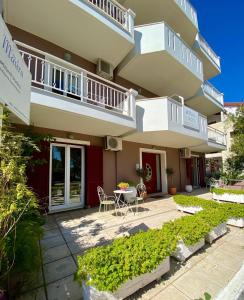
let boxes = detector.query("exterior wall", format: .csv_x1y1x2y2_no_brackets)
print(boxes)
18,125,187,203
8,24,157,99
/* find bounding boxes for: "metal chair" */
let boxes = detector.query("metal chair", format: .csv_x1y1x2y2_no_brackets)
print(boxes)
97,186,117,214
136,183,147,203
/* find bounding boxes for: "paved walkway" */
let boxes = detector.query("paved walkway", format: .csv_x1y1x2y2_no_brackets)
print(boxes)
17,189,244,300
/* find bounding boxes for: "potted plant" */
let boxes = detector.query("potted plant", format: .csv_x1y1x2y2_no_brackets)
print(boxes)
166,168,177,195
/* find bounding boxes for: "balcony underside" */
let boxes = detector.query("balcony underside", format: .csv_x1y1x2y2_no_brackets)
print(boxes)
186,93,223,117
3,0,134,67
191,141,226,153
11,89,136,137
119,0,198,46
118,50,202,99
124,130,207,149
194,47,221,80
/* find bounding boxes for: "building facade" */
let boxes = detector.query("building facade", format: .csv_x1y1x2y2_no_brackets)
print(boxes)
206,102,243,175
2,0,226,212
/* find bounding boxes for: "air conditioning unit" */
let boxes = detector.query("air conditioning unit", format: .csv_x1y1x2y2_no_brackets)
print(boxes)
105,136,122,151
180,148,192,159
96,59,113,80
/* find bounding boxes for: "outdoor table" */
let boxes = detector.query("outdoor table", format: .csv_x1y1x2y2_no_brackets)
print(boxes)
113,190,134,214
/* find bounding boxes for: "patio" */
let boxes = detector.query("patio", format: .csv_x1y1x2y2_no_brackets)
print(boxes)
17,189,244,300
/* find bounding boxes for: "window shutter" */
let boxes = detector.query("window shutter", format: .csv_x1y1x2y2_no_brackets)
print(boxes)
86,146,103,208
27,141,50,211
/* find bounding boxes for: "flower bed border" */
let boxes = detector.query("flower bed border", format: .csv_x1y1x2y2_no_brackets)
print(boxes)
82,257,170,300
172,239,205,262
205,223,227,244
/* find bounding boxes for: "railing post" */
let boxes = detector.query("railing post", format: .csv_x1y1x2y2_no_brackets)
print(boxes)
125,88,138,119
80,71,84,102
126,9,135,38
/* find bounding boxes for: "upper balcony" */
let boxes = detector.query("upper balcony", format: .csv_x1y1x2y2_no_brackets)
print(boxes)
124,96,209,148
186,81,224,116
192,126,226,153
3,0,135,68
16,42,137,136
118,0,198,46
193,34,221,80
118,22,203,99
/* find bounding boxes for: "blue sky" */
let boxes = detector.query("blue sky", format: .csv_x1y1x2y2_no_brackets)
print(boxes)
191,0,244,103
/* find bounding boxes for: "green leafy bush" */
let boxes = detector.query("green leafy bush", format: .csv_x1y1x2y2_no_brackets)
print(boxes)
196,209,227,229
164,215,210,246
212,187,244,195
174,195,220,210
75,228,177,292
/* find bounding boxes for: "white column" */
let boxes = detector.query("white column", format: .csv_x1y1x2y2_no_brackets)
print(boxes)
128,88,138,119
126,9,136,38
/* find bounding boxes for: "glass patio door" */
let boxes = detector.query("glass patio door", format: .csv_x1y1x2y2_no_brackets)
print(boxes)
50,144,85,210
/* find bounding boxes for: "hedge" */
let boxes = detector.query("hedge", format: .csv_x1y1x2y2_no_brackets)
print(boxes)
75,195,244,293
212,187,244,195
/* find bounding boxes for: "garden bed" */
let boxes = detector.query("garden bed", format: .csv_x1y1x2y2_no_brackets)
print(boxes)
82,257,170,300
227,217,244,228
212,188,244,204
172,239,205,262
176,204,203,214
205,223,227,244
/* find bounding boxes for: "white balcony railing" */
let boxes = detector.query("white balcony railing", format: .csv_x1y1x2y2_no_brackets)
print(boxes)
208,127,226,145
168,97,208,138
165,24,203,79
198,34,220,68
16,41,136,119
175,0,198,28
203,81,224,105
86,0,135,36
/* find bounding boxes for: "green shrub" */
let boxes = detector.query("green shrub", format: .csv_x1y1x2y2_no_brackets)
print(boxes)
223,203,244,219
173,195,220,210
165,215,210,246
212,187,244,195
75,228,177,293
196,209,228,229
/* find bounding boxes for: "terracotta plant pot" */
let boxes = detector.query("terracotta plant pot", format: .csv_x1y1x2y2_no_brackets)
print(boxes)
168,187,177,195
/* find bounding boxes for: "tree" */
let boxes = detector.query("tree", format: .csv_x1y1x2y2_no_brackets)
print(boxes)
224,105,244,179
0,106,43,297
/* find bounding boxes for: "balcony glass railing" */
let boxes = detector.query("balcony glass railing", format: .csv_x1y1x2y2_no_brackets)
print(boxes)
16,41,136,119
86,0,134,35
175,0,198,28
208,127,226,145
203,81,224,106
198,34,220,68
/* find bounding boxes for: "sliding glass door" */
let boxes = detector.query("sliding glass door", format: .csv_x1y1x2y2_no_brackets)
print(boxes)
50,144,85,210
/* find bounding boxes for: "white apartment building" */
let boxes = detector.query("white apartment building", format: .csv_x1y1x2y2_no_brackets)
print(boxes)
1,0,226,212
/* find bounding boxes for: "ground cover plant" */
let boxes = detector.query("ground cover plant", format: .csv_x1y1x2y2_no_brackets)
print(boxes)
211,187,244,195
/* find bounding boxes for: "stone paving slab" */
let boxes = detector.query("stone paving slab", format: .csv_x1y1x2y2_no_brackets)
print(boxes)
43,244,71,264
46,275,83,300
44,256,77,284
16,287,46,300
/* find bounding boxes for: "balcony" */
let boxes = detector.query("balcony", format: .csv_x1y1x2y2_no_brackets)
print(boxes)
193,34,221,79
118,0,198,46
118,22,203,99
186,81,224,116
124,97,209,148
16,42,137,136
3,0,135,68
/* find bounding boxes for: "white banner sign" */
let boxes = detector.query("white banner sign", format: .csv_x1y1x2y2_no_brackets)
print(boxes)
183,106,199,131
0,15,31,124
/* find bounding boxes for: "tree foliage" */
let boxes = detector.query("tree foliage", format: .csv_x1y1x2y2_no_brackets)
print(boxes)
224,105,244,179
0,107,43,296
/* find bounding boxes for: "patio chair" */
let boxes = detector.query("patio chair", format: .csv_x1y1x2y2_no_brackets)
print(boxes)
97,186,117,215
124,183,147,215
